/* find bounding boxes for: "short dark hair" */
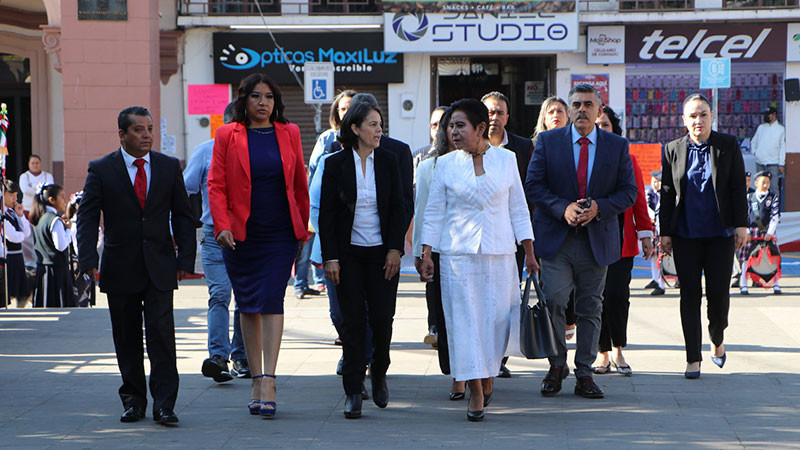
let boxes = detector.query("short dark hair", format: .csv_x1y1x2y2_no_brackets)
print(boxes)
431,107,454,158
329,89,358,130
28,154,42,162
4,179,19,193
338,102,382,149
480,91,510,111
118,106,151,132
682,93,712,111
601,105,623,136
568,84,602,105
449,98,490,139
233,73,287,125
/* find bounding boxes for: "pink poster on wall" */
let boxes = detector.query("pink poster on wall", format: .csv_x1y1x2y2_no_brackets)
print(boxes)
187,84,231,115
571,74,609,105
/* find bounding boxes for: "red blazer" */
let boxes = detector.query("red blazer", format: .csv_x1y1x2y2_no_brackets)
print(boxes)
621,154,653,258
208,121,310,243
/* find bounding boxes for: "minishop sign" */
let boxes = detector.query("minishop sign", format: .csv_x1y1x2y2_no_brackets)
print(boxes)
213,32,403,85
384,12,578,53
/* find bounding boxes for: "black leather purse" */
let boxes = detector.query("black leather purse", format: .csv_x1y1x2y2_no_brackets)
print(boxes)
520,274,558,359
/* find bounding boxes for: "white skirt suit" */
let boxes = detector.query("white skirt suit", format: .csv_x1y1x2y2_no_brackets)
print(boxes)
421,146,534,381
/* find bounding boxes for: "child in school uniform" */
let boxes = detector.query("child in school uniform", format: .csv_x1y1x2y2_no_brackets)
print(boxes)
3,180,33,308
740,171,782,295
30,183,74,308
66,191,97,307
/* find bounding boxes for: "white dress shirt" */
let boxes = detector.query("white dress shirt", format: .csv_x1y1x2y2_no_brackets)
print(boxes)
751,121,786,166
18,170,54,210
120,147,152,195
351,150,383,247
422,146,534,255
45,206,72,252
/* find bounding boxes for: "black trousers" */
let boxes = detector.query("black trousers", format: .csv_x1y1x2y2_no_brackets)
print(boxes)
425,253,450,375
336,245,399,395
672,236,734,363
107,283,178,413
599,256,634,352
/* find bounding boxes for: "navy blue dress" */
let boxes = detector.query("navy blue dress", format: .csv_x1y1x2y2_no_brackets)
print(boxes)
223,127,298,314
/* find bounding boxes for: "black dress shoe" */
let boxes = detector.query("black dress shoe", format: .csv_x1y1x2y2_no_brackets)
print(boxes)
120,406,145,423
344,394,362,419
466,408,485,422
650,287,665,296
231,359,251,378
574,375,605,399
372,375,389,408
336,356,344,376
449,391,465,401
202,355,233,383
644,280,659,289
153,408,179,425
540,365,569,397
483,391,493,407
303,287,321,296
497,356,511,378
361,382,370,400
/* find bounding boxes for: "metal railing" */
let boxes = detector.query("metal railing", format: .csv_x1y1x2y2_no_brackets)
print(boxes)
308,0,381,14
722,0,797,7
619,0,694,9
180,0,281,15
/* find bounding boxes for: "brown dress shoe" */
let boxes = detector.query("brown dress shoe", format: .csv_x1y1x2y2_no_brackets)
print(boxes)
574,375,605,399
540,365,569,397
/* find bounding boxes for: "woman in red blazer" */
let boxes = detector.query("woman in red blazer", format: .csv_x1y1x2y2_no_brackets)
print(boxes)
593,107,654,376
208,73,310,418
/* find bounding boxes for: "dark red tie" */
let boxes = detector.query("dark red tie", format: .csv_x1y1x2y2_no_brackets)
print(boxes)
576,137,590,199
133,159,147,209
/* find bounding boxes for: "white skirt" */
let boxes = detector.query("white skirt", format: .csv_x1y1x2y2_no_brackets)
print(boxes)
440,253,521,381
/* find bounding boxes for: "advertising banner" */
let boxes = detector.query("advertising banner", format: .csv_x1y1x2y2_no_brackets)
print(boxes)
382,0,575,14
587,26,624,65
571,74,609,105
788,23,800,62
213,32,403,85
384,11,578,53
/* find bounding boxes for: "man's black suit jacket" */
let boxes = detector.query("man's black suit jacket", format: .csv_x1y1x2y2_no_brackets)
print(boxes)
504,131,534,184
660,131,748,237
77,149,196,294
319,147,405,263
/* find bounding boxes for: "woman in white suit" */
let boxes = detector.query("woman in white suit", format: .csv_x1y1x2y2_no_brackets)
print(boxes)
420,99,538,422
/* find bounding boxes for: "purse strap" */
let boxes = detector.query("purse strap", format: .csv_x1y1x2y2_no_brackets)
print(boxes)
521,274,547,308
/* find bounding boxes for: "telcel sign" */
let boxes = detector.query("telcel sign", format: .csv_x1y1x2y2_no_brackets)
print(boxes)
384,12,578,53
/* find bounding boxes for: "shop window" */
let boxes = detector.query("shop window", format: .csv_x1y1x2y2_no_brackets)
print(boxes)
180,0,281,15
723,0,797,7
308,0,381,14
619,0,694,9
625,73,783,148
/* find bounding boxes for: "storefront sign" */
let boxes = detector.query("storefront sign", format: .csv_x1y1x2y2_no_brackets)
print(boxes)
78,0,127,21
213,33,403,85
788,23,800,62
587,26,624,65
626,24,787,63
384,12,578,53
699,58,730,89
382,0,575,14
525,81,545,105
571,74,609,105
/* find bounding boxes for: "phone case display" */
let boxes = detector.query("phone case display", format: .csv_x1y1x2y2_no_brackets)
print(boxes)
625,73,783,144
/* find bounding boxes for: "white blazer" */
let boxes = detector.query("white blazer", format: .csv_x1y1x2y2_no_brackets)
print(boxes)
422,146,534,255
412,156,437,258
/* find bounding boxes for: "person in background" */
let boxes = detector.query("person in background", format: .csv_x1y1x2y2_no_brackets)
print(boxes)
660,93,747,379
66,191,98,308
739,170,781,295
646,171,666,296
592,106,654,376
184,102,249,383
412,107,464,400
31,183,73,308
309,90,357,181
531,96,569,148
413,106,448,171
750,107,785,199
208,74,309,418
19,154,54,216
3,180,31,308
732,171,754,289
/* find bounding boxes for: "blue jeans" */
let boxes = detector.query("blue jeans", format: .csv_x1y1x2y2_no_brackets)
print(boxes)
327,275,372,360
294,232,315,292
202,225,245,360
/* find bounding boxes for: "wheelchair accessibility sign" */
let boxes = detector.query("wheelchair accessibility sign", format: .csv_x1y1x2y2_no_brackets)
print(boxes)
304,62,334,104
699,58,730,89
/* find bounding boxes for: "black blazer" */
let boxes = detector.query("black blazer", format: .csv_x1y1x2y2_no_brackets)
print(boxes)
319,147,405,263
504,131,534,184
660,131,748,236
77,149,196,294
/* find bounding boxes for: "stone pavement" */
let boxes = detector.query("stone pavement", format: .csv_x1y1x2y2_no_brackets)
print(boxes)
1,276,799,449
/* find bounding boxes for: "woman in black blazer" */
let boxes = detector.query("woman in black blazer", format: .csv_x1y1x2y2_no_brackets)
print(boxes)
660,93,748,379
319,101,405,420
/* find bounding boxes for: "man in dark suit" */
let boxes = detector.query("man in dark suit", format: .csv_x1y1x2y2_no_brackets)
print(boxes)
525,84,637,399
77,106,196,425
482,91,534,378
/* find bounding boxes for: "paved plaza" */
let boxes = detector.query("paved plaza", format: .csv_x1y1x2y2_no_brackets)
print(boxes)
1,275,799,449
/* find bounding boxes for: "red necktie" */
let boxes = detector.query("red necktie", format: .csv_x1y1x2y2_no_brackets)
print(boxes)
576,137,590,199
133,159,147,209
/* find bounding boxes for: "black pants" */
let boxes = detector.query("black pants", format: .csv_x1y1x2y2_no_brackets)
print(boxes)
425,253,450,374
107,283,178,413
599,257,634,352
336,245,399,395
672,236,734,363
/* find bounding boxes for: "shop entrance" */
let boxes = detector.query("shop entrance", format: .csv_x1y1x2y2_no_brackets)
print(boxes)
0,53,32,182
434,55,555,139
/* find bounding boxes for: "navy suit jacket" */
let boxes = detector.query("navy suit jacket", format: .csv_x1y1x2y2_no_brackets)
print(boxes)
524,125,637,266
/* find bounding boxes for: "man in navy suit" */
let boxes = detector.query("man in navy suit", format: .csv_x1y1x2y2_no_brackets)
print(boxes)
525,84,637,399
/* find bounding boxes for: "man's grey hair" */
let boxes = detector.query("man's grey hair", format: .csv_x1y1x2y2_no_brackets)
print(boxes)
223,102,236,124
567,84,602,106
350,93,379,109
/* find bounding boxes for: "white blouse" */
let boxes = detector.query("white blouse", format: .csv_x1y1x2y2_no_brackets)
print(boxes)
351,150,383,247
422,146,534,255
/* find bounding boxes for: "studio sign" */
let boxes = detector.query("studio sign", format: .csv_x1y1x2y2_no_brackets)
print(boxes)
626,24,787,63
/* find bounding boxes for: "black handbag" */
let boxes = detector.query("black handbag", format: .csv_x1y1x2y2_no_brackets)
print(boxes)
519,274,558,359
